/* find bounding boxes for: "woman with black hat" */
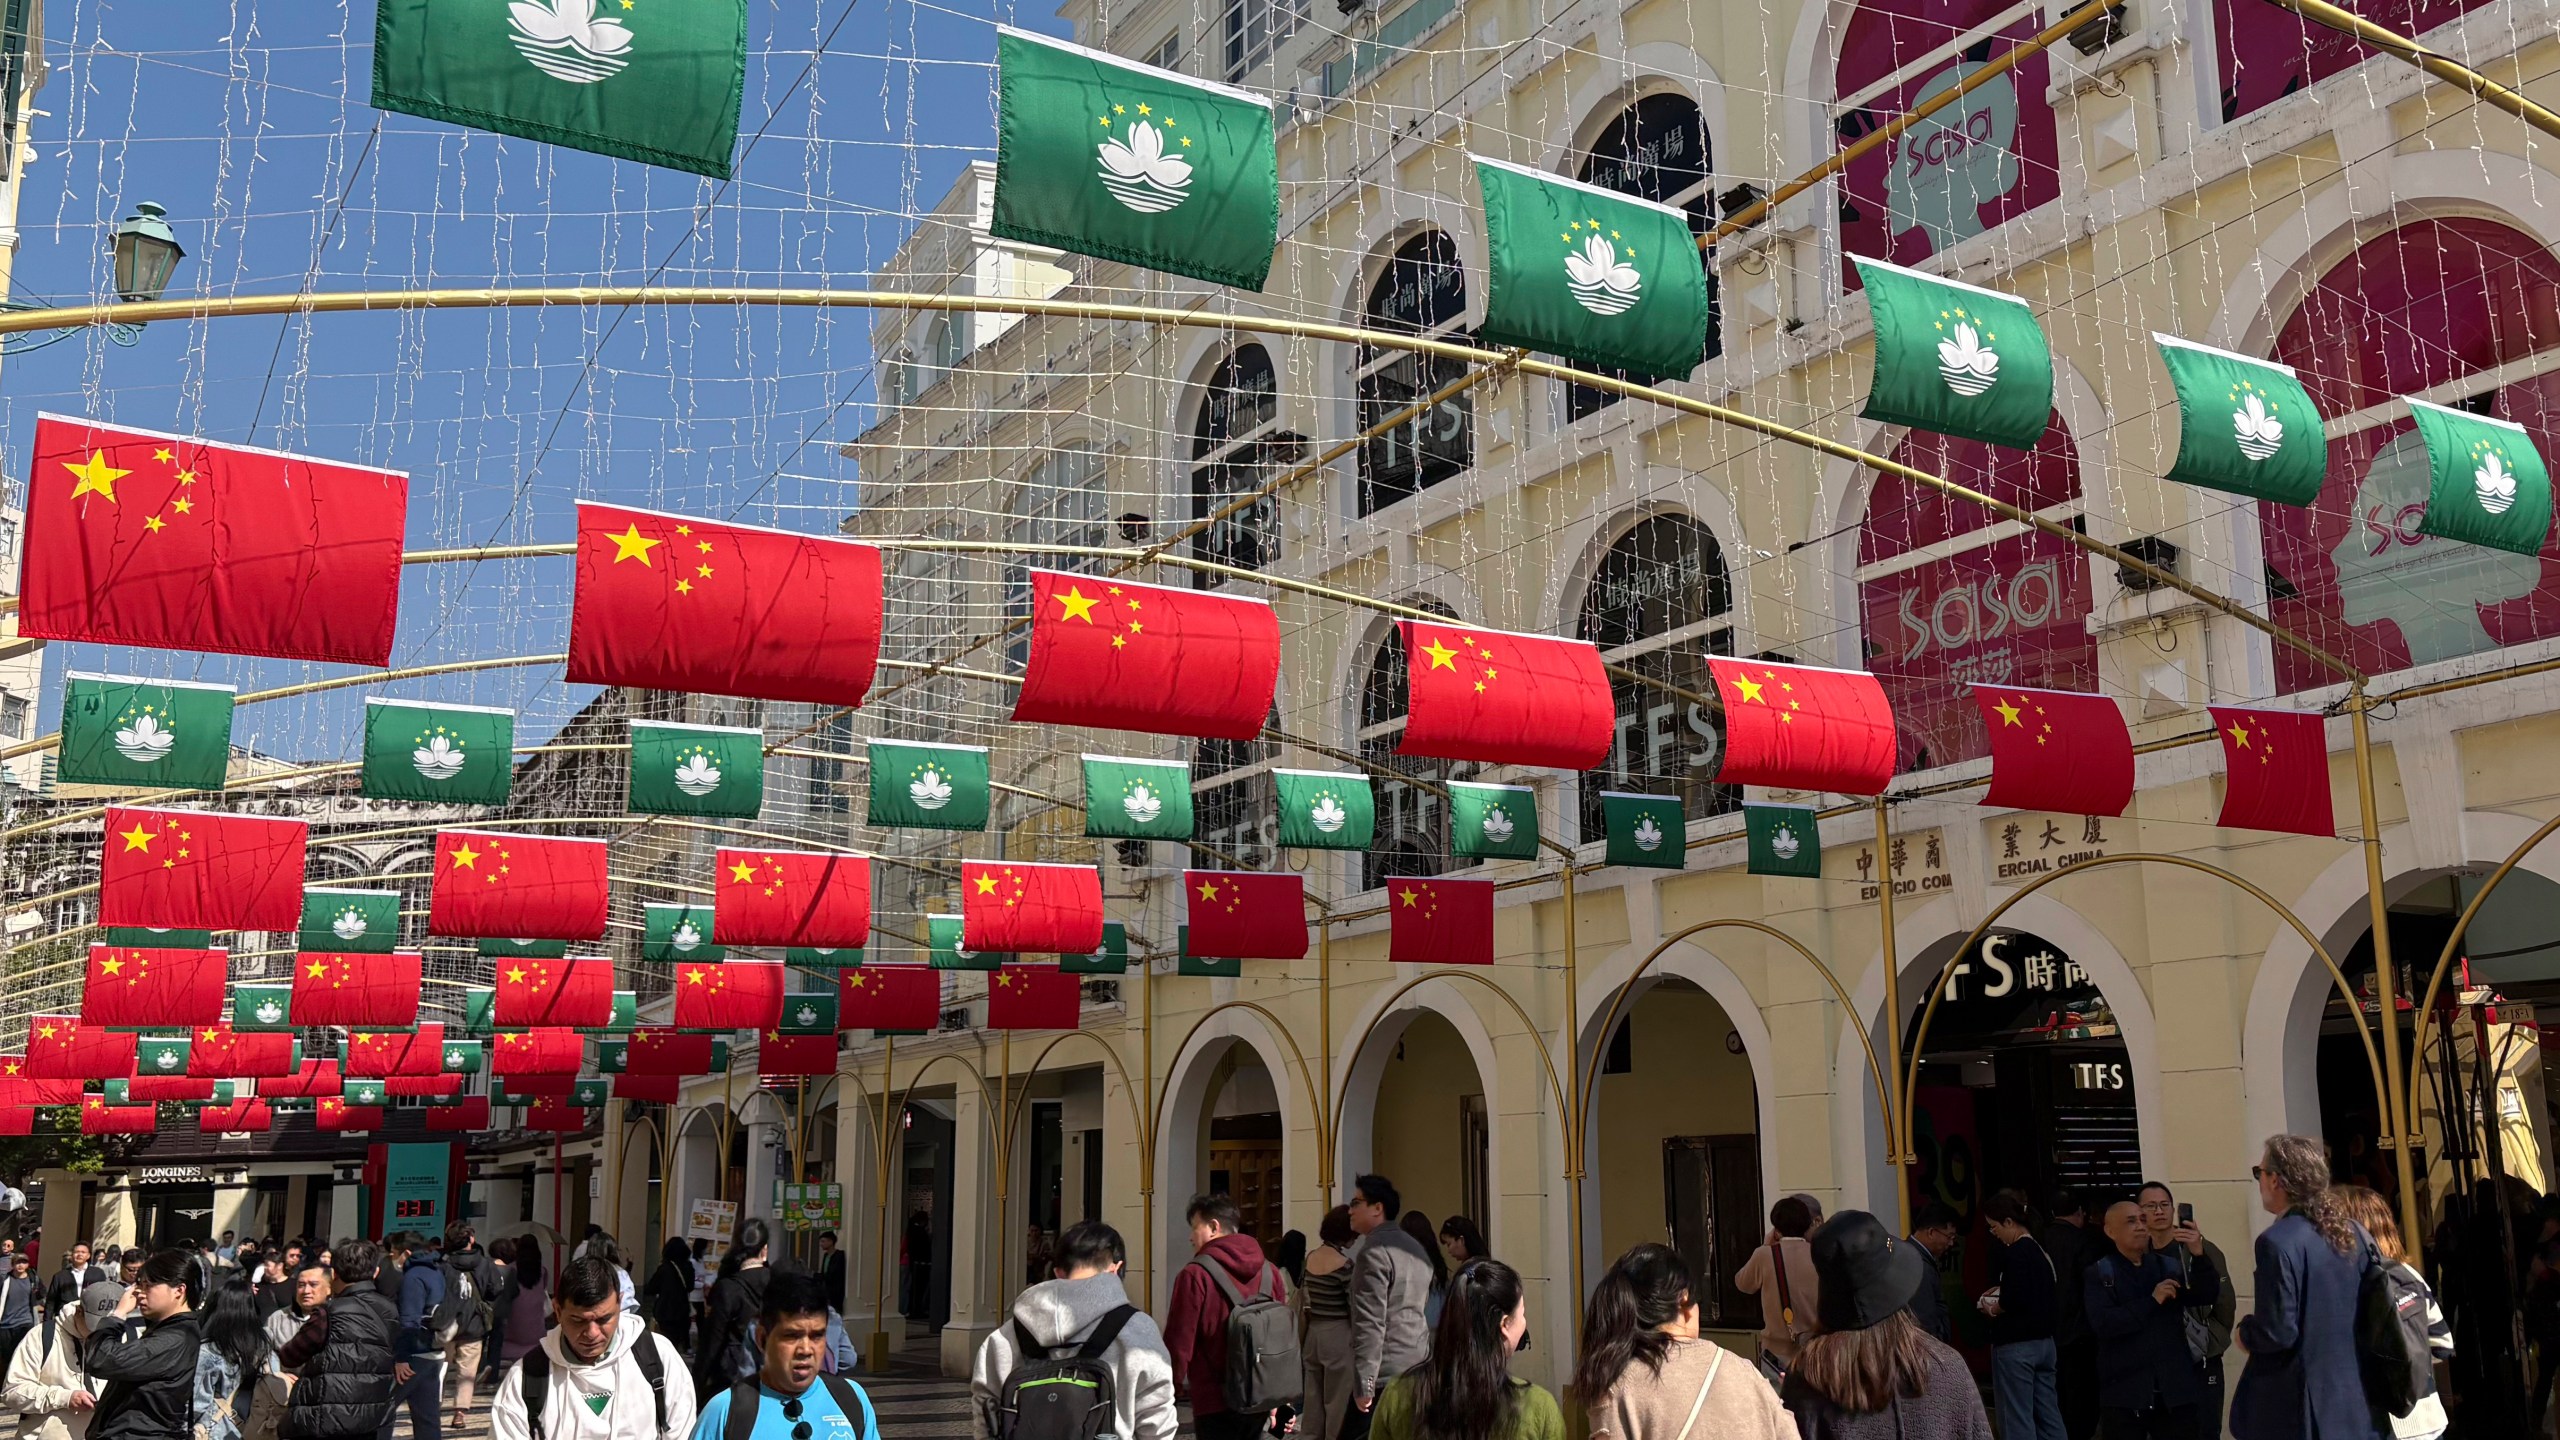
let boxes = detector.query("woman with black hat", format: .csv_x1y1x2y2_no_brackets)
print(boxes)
1778,1211,1991,1439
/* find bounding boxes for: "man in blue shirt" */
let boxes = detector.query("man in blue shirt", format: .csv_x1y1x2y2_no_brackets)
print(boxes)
380,1231,448,1440
692,1272,877,1440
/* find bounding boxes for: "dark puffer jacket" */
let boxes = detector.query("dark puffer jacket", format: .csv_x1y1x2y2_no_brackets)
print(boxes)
280,1281,399,1440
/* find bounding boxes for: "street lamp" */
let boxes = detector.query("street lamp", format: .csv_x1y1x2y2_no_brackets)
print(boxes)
110,201,183,306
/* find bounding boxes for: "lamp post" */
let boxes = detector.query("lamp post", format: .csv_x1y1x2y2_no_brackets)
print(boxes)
1,199,183,355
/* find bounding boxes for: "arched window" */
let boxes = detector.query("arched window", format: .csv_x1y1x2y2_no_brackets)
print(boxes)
1855,417,2095,770
1566,94,1722,422
1357,232,1472,516
1005,447,1111,670
1355,603,1467,890
1574,514,1736,834
1193,726,1278,872
1191,344,1287,581
2216,0,2498,123
918,316,955,391
2261,217,2560,693
1831,0,2060,274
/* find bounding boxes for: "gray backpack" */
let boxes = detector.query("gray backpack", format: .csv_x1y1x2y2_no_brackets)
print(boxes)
1191,1260,1302,1414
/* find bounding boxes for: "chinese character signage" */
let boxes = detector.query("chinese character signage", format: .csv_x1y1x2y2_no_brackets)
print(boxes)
1905,930,2113,1051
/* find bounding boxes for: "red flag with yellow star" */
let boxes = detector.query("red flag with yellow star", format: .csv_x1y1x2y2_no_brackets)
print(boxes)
79,944,227,1028
493,958,616,1028
200,1100,273,1134
1707,659,1898,795
344,1025,450,1079
1184,871,1308,960
623,1028,719,1075
566,502,885,708
2210,706,2335,836
427,830,609,941
712,848,872,948
525,1098,591,1133
1973,686,2135,817
125,1075,216,1103
290,952,422,1029
838,966,940,1031
1387,877,1495,966
315,1097,383,1132
25,1017,136,1080
1011,570,1281,741
19,415,409,665
186,1026,295,1079
488,1028,584,1077
986,965,1081,1030
672,962,786,1031
384,1074,464,1098
756,1031,839,1077
1396,621,1614,771
612,1073,683,1103
259,1059,342,1099
0,1110,29,1138
960,860,1105,955
98,806,307,932
426,1097,493,1132
80,1099,157,1135
0,1060,82,1105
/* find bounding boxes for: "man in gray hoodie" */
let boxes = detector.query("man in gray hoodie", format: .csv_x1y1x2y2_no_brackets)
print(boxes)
1341,1174,1432,1440
970,1221,1176,1440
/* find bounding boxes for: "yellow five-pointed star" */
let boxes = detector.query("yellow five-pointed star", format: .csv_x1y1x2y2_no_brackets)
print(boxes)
1731,674,1765,704
1196,880,1220,902
1399,887,1420,907
1055,586,1099,623
118,824,156,852
306,960,329,978
99,957,122,977
64,451,129,502
1421,639,1458,671
974,874,999,894
2227,723,2251,748
1992,696,2024,727
450,843,482,870
728,860,759,883
504,967,528,985
143,515,165,533
607,524,661,565
153,447,173,463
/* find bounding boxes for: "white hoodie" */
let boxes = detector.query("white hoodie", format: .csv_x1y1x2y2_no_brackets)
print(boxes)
490,1315,698,1440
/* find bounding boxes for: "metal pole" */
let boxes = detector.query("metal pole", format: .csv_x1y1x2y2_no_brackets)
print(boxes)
551,1132,565,1282
1318,914,1333,1200
1873,798,1910,1231
994,1030,1011,1322
1141,952,1157,1309
2253,0,2560,138
868,1036,897,1373
2348,682,2425,1265
1561,863,1587,1350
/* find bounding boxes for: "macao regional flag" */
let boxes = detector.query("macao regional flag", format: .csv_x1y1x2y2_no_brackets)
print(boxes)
712,848,871,949
428,830,610,941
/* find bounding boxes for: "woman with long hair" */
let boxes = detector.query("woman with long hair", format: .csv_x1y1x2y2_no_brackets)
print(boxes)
644,1237,696,1354
1779,1212,1991,1439
2232,1134,2374,1440
1574,1244,1788,1440
192,1278,270,1440
1369,1258,1560,1440
1437,1217,1487,1273
1301,1207,1359,1440
694,1218,771,1399
494,1238,550,1369
2335,1185,2450,1440
1399,1211,1451,1329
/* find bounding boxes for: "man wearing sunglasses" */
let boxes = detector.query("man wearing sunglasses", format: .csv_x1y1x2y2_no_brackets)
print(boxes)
490,1256,696,1440
692,1273,877,1440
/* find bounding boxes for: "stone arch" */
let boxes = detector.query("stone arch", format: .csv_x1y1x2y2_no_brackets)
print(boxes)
1331,976,1513,1247
1153,1005,1312,1311
1546,45,1729,181
1539,479,1751,646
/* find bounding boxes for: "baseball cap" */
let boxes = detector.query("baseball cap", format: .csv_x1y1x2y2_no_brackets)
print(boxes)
79,1280,123,1330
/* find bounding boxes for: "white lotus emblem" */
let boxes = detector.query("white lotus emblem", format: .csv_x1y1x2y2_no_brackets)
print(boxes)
909,766,954,811
114,712,175,765
672,754,723,797
254,1000,284,1025
1632,816,1664,852
1564,234,1642,316
446,1049,466,1068
412,734,467,782
811,948,839,957
671,920,704,952
1480,806,1515,844
1310,795,1348,834
1122,783,1164,826
1096,119,1191,214
2477,451,2519,515
507,0,633,84
1936,322,2001,397
2232,391,2284,461
794,1004,819,1028
1770,824,1802,860
152,1049,178,1072
332,909,369,942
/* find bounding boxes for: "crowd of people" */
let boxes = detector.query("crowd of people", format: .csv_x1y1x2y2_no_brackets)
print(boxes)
0,1133,2460,1440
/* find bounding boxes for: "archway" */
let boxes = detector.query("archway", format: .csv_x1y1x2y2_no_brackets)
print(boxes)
1336,990,1504,1257
1156,1009,1310,1309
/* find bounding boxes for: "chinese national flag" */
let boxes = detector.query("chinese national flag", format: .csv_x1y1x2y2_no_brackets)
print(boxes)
672,962,786,1031
494,958,617,1028
0,1062,82,1105
1397,620,1614,771
712,849,871,948
1975,687,2135,817
384,1074,463,1098
25,1017,135,1080
756,1032,839,1078
489,1029,584,1076
80,945,227,1027
80,1099,156,1135
21,416,409,665
0,1110,30,1137
260,1060,342,1098
200,1099,274,1134
526,1098,591,1132
1708,659,1898,795
426,1097,492,1131
344,1025,449,1078
566,502,884,708
1387,877,1496,965
125,1075,215,1103
1184,871,1308,960
613,1072,683,1103
291,953,423,1029
960,861,1105,954
186,1026,294,1078
428,831,610,941
494,1074,578,1099
100,807,308,932
623,1029,718,1075
838,966,940,1032
1011,570,1280,741
987,966,1081,1030
2211,707,2335,836
315,1098,382,1132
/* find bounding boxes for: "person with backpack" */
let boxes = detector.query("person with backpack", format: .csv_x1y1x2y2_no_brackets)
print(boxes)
645,1242,696,1357
2230,1135,2378,1440
2086,1198,2219,1440
83,1249,205,1440
1735,1194,1820,1382
441,1224,500,1431
277,1240,399,1440
693,1222,773,1405
380,1232,449,1440
5,1279,117,1440
1341,1176,1431,1440
1574,1243,1790,1440
969,1220,1175,1440
491,1256,695,1440
1164,1194,1295,1440
2332,1187,2449,1440
690,1271,870,1440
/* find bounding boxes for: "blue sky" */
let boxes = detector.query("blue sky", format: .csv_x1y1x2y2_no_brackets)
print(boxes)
6,0,1066,757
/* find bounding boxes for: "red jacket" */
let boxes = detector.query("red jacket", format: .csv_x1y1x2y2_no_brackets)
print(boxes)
1164,1233,1286,1415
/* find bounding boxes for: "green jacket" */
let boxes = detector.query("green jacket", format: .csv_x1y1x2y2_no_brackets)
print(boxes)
1371,1375,1564,1440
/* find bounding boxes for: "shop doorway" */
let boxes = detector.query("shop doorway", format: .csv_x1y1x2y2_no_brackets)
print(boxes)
897,1101,955,1331
1364,1011,1489,1247
1197,1043,1285,1247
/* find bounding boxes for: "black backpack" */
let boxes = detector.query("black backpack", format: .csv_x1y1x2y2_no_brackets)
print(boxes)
520,1334,671,1440
1191,1261,1303,1414
723,1377,868,1440
438,1256,493,1343
2356,1254,2430,1423
994,1305,1136,1440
